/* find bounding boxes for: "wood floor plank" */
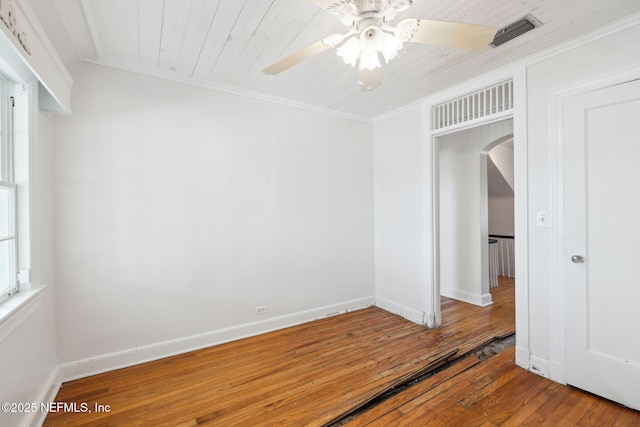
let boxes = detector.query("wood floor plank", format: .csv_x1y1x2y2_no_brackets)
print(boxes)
385,354,521,426
516,386,577,426
443,369,552,426
360,351,517,427
342,355,481,427
500,382,565,426
611,408,640,426
541,388,592,425
557,392,598,425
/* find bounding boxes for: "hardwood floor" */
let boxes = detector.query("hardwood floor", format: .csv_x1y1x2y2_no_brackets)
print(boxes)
44,278,638,426
342,346,640,426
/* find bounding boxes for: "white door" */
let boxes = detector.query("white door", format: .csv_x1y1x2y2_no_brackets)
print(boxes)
564,78,640,410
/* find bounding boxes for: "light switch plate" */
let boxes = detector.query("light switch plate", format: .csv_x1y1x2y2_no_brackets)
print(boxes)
536,212,549,228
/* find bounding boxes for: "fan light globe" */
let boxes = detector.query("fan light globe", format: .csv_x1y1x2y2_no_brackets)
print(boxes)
336,37,360,66
335,24,402,71
359,51,381,70
380,32,403,62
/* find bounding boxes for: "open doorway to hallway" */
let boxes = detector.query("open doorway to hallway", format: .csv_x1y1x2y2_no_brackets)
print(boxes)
434,118,514,308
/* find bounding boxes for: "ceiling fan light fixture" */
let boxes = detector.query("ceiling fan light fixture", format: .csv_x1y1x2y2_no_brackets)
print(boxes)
336,37,360,66
358,26,385,70
336,23,403,70
359,51,381,70
380,32,403,62
360,26,382,50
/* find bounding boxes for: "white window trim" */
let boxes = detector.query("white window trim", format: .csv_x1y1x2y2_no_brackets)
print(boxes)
0,285,44,341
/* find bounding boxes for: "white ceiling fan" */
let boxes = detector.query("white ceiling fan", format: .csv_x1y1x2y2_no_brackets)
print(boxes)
263,0,498,91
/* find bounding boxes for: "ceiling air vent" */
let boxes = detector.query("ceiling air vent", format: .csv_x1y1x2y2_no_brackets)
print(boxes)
490,14,542,47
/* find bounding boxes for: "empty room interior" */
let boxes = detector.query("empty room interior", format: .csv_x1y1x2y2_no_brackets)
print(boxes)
1,0,640,425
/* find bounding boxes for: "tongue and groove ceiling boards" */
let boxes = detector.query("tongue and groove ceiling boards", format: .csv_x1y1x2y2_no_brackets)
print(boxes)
32,0,640,119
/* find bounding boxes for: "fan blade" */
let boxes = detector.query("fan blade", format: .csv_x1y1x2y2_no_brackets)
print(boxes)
398,19,497,51
263,37,336,75
358,68,381,92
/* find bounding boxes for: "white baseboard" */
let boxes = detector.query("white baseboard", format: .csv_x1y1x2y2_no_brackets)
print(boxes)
375,296,424,325
58,297,375,382
22,367,61,427
440,288,493,307
514,345,566,385
529,354,550,378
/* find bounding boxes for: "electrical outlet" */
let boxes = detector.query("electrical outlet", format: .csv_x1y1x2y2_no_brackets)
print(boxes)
256,306,267,315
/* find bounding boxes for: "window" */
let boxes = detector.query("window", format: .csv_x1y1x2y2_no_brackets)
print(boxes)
0,182,17,303
0,75,24,304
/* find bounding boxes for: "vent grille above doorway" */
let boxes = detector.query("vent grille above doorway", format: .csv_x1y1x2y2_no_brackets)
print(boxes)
432,80,513,131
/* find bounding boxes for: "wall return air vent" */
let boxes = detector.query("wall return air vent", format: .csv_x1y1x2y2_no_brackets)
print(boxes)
490,14,543,47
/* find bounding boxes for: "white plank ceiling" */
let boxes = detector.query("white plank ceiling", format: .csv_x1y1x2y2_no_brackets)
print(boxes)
31,0,640,119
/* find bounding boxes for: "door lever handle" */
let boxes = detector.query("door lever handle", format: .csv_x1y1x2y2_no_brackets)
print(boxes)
571,255,585,263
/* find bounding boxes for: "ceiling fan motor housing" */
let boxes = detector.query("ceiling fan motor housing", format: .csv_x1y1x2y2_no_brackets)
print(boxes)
358,16,382,34
357,0,384,13
359,22,382,53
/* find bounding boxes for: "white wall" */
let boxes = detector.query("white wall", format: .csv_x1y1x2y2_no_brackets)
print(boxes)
487,145,514,236
0,111,58,427
488,195,514,236
525,22,640,378
488,143,514,191
53,63,375,377
373,106,432,324
437,120,513,306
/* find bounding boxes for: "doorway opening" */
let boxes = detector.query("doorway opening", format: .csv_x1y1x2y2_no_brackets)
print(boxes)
434,119,514,308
